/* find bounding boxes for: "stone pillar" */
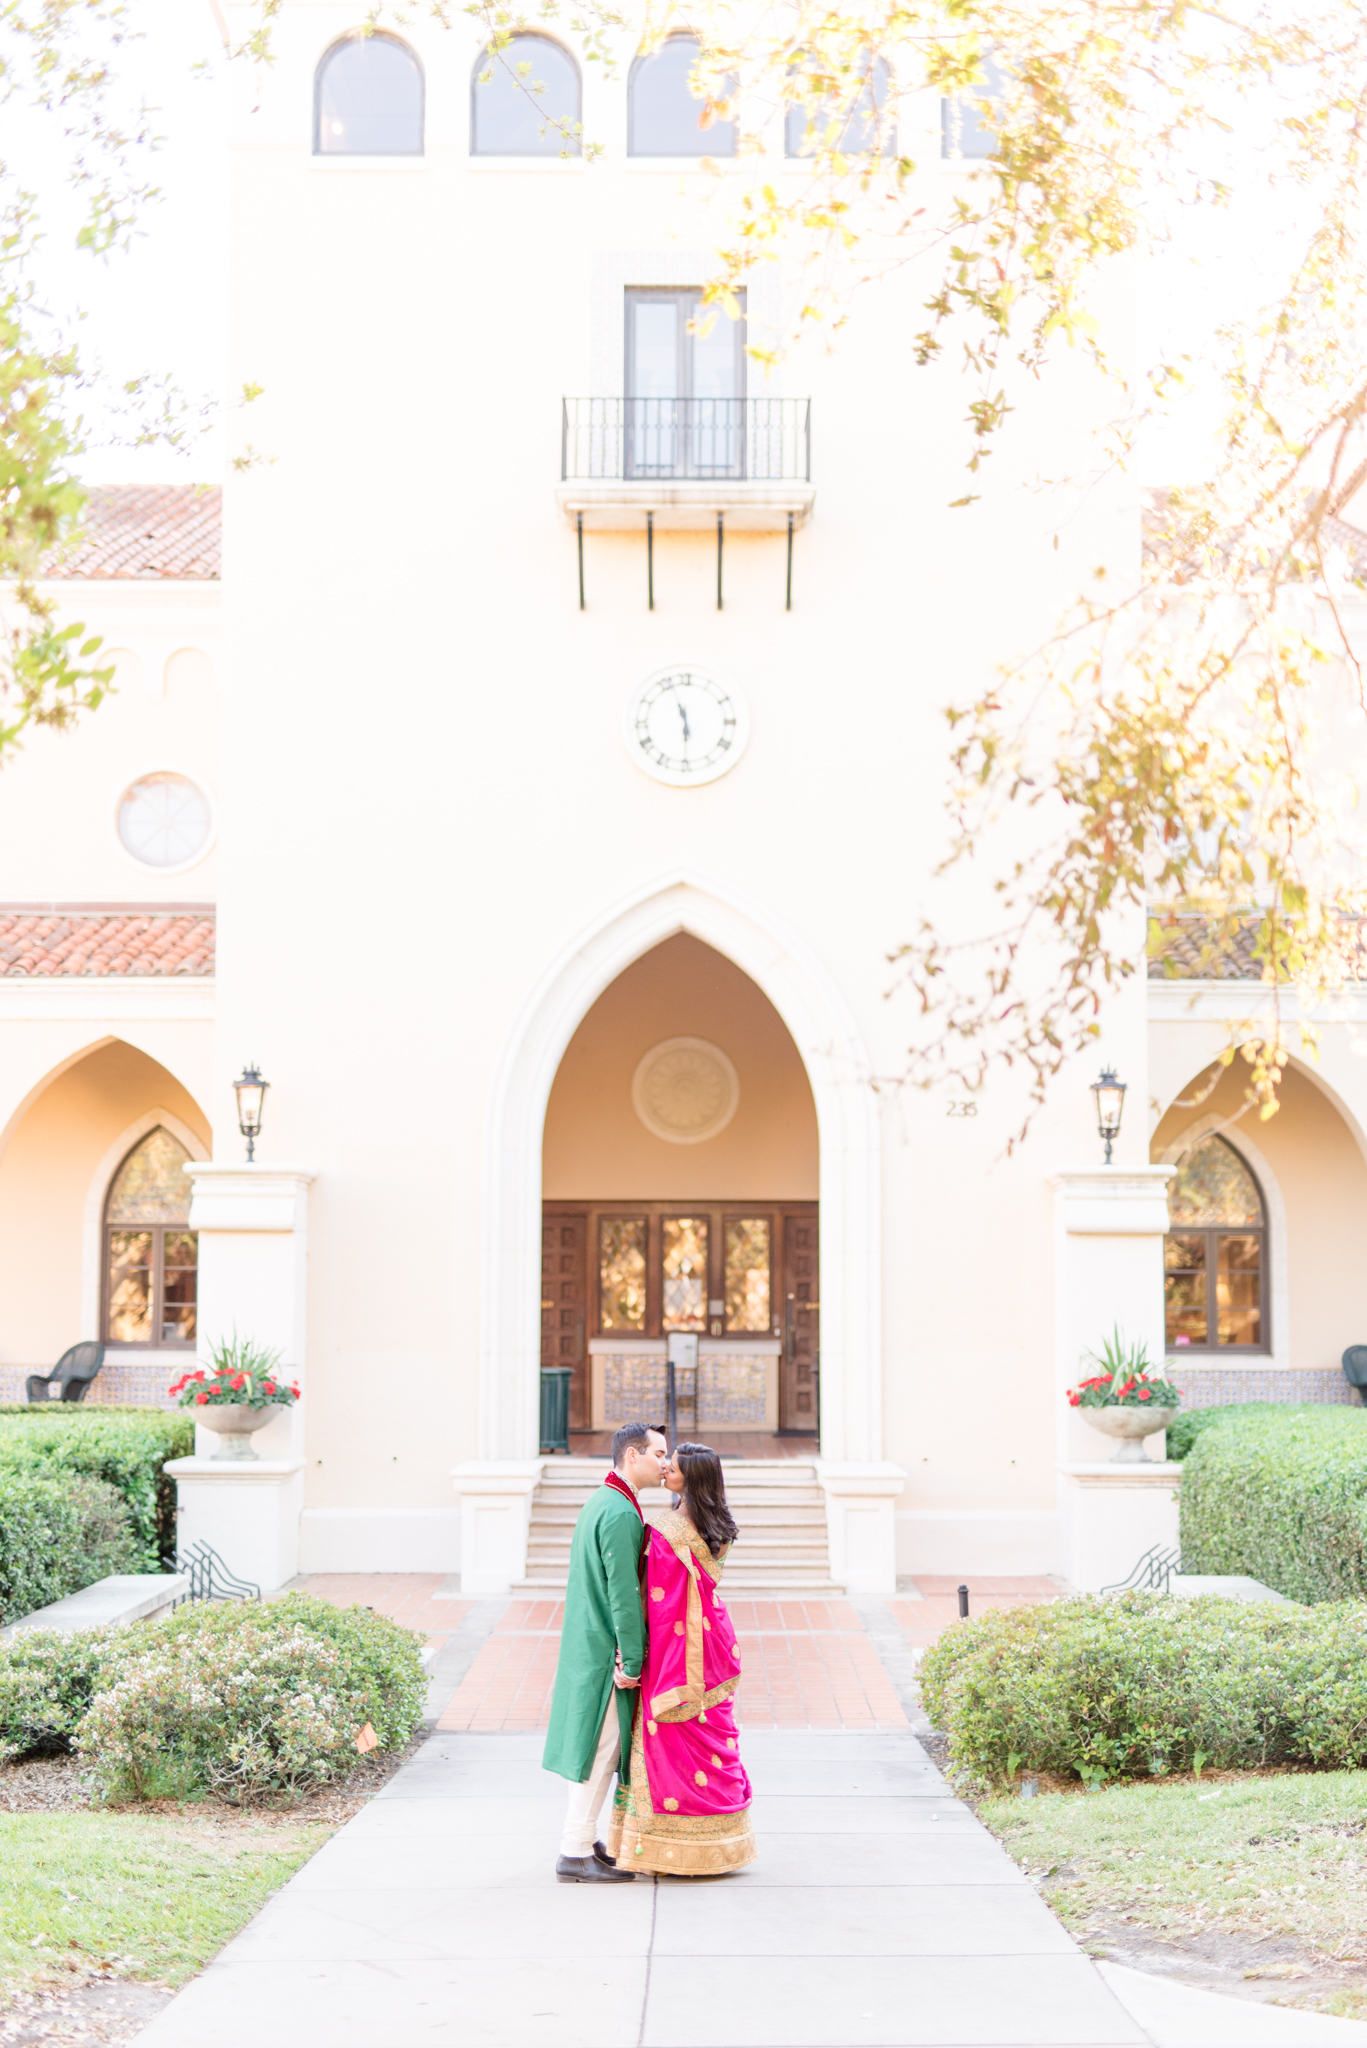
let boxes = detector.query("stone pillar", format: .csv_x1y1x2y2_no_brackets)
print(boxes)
451,1460,543,1595
1058,1463,1182,1594
165,1164,316,1591
815,1462,906,1596
1049,1166,1176,1588
161,1458,306,1592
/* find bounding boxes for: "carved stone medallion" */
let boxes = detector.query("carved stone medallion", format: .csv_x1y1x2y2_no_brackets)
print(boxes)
631,1038,740,1146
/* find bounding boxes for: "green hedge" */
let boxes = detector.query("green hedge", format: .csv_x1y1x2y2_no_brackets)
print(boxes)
1179,1406,1367,1601
0,1596,428,1801
0,1408,193,1569
0,1473,139,1626
920,1593,1367,1787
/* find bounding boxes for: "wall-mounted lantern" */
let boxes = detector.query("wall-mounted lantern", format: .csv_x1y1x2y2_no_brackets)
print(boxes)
233,1065,269,1162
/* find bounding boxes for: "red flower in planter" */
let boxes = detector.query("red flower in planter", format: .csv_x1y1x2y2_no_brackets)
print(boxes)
195,1392,208,1405
1068,1392,1080,1407
1138,1387,1153,1401
263,1380,276,1396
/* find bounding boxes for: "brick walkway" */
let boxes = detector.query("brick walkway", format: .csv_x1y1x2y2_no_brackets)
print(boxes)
301,1572,471,1654
300,1571,1060,1732
436,1593,907,1732
888,1574,1061,1653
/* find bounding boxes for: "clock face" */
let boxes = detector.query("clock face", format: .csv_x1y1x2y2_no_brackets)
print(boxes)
623,669,750,788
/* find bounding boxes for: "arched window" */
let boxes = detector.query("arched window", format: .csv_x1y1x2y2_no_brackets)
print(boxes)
315,32,424,156
472,35,581,155
628,35,736,157
941,49,1004,160
103,1128,197,1349
785,55,892,158
1164,1134,1267,1353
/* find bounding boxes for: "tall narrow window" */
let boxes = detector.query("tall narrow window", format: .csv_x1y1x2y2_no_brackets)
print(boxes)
725,1218,771,1332
1164,1135,1267,1352
662,1217,709,1332
315,32,424,156
471,36,581,155
941,50,1004,160
628,35,736,157
600,1218,648,1331
103,1128,197,1348
786,55,892,157
625,287,746,480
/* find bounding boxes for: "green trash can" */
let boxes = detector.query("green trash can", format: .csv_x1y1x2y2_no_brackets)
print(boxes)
540,1367,572,1454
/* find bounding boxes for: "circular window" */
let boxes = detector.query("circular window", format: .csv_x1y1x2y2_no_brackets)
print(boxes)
116,774,213,870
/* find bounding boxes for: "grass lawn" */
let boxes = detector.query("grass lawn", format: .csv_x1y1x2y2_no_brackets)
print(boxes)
0,1806,330,1998
981,1769,1367,2020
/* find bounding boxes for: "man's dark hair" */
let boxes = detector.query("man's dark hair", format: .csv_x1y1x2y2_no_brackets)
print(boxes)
611,1421,665,1469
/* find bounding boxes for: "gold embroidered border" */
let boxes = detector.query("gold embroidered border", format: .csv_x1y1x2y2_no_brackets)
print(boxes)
607,1696,755,1876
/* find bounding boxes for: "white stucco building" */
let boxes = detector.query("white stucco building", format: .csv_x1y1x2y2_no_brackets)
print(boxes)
3,2,1366,1597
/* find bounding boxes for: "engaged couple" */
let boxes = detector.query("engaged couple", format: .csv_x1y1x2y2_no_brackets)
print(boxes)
543,1420,756,1880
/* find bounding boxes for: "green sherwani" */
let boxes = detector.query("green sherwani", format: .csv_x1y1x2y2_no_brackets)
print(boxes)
542,1480,647,1783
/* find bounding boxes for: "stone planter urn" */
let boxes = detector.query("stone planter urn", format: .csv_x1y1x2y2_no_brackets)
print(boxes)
1080,1405,1178,1464
198,1404,283,1462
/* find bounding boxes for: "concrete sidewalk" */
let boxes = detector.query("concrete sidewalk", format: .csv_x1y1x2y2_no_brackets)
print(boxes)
129,1725,1367,2048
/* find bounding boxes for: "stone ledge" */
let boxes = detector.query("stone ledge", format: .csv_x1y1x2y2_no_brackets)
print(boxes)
3,1571,188,1637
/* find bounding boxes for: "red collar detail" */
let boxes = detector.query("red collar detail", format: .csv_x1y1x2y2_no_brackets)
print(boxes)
604,1470,644,1522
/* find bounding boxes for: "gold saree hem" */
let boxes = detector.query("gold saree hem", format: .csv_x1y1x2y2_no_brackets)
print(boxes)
608,1629,756,1878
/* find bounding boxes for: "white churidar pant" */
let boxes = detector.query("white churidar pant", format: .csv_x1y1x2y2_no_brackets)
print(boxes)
559,1697,624,1858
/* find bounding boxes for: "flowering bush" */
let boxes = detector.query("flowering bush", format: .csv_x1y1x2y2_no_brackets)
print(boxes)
920,1594,1367,1788
169,1331,299,1411
0,1594,426,1798
0,1626,112,1763
1066,1325,1180,1410
72,1595,425,1803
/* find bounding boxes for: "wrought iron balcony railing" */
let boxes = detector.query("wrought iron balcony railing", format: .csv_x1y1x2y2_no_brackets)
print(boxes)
561,397,811,484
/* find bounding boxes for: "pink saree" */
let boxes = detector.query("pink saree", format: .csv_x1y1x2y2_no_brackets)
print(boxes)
607,1508,755,1876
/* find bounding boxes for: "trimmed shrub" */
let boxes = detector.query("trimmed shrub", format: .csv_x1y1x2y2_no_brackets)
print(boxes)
0,1472,139,1626
920,1594,1367,1787
1167,1402,1283,1461
1180,1406,1367,1600
77,1595,427,1803
0,1407,193,1568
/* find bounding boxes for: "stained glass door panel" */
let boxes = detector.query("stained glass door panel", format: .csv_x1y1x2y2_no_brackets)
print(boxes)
662,1217,709,1331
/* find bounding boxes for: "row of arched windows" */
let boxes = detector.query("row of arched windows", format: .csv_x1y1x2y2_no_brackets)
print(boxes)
314,32,998,160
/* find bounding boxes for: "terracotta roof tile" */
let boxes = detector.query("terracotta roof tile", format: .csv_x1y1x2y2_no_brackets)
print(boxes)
1148,915,1367,981
46,486,220,581
0,912,215,977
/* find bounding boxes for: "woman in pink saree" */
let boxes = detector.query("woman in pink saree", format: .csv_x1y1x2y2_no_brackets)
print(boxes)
607,1441,755,1876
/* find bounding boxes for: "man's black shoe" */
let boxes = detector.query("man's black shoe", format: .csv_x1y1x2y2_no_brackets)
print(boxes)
592,1840,616,1868
556,1853,634,1883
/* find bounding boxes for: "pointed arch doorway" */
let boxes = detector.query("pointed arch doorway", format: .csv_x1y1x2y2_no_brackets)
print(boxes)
541,934,821,1447
479,871,881,1463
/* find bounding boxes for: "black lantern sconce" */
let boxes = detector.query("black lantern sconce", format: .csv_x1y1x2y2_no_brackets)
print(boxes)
1090,1066,1127,1164
233,1065,269,1162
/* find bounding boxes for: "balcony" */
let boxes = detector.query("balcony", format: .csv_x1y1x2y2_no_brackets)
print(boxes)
556,397,815,532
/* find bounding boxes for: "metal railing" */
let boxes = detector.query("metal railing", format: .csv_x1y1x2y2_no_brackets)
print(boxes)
562,397,811,483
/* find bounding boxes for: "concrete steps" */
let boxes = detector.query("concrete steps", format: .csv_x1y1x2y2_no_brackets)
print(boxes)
509,1458,844,1597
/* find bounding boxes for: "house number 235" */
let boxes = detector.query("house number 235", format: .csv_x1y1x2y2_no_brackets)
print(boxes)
946,1101,978,1118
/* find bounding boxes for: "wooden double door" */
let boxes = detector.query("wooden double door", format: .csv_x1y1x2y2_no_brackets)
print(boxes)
541,1202,819,1434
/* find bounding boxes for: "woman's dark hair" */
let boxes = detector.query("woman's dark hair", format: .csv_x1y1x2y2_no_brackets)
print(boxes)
672,1441,739,1558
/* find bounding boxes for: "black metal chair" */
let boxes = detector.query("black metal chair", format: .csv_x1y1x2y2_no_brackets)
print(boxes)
26,1340,105,1405
1342,1347,1367,1405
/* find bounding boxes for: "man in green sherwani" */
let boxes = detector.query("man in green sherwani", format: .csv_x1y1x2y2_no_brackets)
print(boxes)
544,1420,667,1882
